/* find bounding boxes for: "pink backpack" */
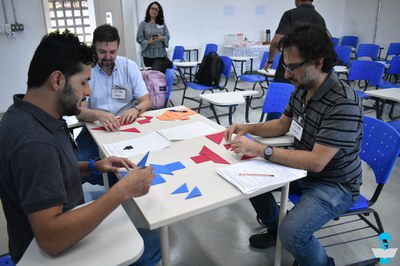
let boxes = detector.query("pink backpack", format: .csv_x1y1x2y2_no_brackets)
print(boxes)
141,70,167,109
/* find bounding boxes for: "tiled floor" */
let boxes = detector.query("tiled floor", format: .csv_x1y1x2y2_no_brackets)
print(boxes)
1,76,399,265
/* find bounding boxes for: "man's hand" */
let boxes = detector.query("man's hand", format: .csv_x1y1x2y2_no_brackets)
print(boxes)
95,156,136,173
97,111,120,132
230,135,264,157
224,123,250,142
119,108,140,125
117,166,155,198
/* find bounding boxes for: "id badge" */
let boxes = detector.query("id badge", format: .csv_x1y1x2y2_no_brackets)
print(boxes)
289,119,303,141
112,88,126,99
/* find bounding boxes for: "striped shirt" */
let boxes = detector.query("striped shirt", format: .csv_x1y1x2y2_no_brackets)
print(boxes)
136,21,170,58
284,72,363,197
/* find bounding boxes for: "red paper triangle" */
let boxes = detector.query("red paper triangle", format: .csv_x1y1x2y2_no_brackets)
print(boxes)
121,127,140,133
241,154,256,160
191,155,211,164
206,131,225,145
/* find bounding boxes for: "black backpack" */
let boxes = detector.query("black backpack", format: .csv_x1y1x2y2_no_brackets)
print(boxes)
194,52,223,86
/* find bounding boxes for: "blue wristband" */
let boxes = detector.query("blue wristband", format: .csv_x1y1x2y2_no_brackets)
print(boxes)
89,158,97,171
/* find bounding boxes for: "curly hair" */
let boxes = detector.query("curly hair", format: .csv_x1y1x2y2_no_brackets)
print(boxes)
144,2,165,25
280,23,338,73
27,30,94,88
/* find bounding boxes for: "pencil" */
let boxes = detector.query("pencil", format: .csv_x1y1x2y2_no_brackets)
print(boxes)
169,109,188,113
239,173,274,177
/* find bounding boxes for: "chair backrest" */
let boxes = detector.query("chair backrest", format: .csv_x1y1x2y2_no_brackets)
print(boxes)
259,51,281,70
331,37,340,48
347,60,385,87
335,45,352,66
172,46,185,62
385,42,400,60
387,55,400,76
356,43,380,60
360,116,400,185
220,55,233,79
165,68,174,105
341,35,358,48
204,43,218,56
261,82,295,116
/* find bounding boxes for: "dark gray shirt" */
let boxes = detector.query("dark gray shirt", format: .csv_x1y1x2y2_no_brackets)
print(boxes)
0,94,83,263
284,72,363,197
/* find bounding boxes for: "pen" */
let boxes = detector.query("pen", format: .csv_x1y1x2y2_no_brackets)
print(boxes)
239,173,274,177
169,109,188,113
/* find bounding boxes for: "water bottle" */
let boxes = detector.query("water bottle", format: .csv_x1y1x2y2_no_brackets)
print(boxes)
266,29,271,43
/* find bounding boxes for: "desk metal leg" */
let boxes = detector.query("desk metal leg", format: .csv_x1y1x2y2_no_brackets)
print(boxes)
160,226,171,266
274,182,290,266
244,96,252,123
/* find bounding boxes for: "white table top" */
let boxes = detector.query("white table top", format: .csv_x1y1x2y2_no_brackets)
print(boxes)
257,68,276,77
199,91,259,106
251,133,295,147
86,106,302,230
333,65,348,73
174,61,200,67
364,88,400,102
18,204,144,266
63,115,85,129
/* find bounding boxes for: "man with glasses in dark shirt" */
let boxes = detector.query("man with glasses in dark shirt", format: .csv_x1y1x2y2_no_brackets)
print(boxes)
225,24,363,265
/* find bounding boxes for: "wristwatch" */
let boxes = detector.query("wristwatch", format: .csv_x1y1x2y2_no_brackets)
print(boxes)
264,146,274,161
132,105,142,113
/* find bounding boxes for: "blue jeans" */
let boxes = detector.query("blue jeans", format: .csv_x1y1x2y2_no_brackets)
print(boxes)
132,229,161,266
250,180,353,266
76,127,118,186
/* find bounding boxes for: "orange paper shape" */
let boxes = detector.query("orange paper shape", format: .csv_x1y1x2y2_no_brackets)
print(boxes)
156,108,197,121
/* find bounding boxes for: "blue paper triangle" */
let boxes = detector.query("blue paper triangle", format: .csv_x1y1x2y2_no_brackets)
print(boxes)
165,161,186,172
171,183,189,194
151,172,166,186
137,151,150,168
120,171,127,178
150,164,173,175
185,186,202,199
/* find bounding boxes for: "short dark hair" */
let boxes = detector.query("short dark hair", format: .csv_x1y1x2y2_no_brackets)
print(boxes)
144,2,165,25
92,24,120,46
280,23,338,73
27,30,94,88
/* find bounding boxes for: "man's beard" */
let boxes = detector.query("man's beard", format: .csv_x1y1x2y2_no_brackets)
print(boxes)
58,83,82,116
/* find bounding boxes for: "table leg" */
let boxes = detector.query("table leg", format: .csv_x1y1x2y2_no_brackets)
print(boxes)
274,182,290,266
160,226,171,266
244,96,252,123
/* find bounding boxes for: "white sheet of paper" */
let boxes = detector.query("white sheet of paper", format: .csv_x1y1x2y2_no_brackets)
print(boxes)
102,131,170,157
217,158,307,194
157,121,218,140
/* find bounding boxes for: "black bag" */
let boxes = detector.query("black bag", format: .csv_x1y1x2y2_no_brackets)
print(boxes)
194,52,223,86
151,57,173,74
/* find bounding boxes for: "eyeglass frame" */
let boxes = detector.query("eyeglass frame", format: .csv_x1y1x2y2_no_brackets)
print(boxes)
282,60,309,76
150,7,160,12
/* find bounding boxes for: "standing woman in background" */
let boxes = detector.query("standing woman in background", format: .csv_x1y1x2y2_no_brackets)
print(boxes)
136,2,171,67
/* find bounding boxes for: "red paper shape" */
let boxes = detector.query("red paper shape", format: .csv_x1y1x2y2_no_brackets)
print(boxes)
224,144,231,150
241,154,256,160
92,126,106,131
191,155,211,164
206,131,225,145
194,145,230,164
120,127,140,133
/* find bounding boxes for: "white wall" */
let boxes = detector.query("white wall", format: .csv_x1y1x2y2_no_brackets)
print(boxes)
1,0,399,112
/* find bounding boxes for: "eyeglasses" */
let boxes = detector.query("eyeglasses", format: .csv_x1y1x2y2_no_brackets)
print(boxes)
150,7,160,12
282,60,308,76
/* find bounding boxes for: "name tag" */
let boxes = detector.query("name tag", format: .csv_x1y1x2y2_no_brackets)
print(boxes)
112,88,126,99
289,119,303,141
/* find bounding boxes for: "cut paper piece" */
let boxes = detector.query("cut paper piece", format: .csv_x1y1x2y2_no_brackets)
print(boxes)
165,161,186,172
157,122,218,141
120,127,140,133
185,186,202,199
136,116,153,125
137,151,150,168
171,183,189,194
241,154,256,160
206,131,225,145
152,173,166,186
120,171,127,177
150,164,173,175
224,144,231,150
156,108,197,121
92,126,106,131
191,154,211,164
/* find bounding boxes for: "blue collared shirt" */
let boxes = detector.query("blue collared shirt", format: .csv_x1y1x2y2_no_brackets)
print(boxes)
88,56,148,115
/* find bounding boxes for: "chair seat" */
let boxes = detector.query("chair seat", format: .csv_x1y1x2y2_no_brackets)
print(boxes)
239,74,266,83
186,82,214,91
347,194,369,211
387,120,400,133
356,91,370,99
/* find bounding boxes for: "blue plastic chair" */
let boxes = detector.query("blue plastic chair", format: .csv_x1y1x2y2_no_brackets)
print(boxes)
384,42,400,63
164,68,175,108
335,45,352,66
182,56,232,107
289,116,400,249
259,82,295,122
331,37,340,48
381,55,400,85
172,46,185,63
204,43,218,56
341,35,359,49
347,60,385,100
356,43,381,61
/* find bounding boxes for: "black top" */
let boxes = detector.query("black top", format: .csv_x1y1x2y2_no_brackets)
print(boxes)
274,4,327,83
0,94,83,263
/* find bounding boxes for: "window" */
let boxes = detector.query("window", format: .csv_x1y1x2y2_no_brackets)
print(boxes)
43,0,96,44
